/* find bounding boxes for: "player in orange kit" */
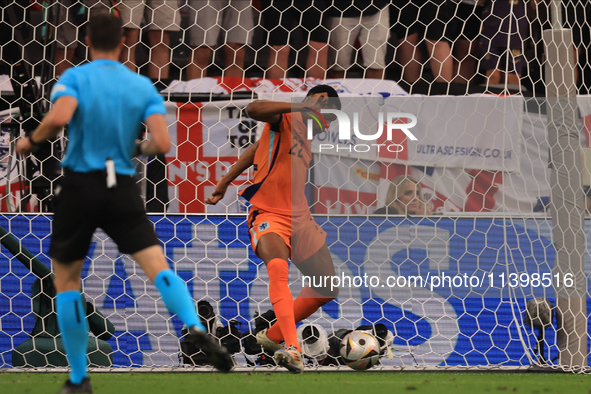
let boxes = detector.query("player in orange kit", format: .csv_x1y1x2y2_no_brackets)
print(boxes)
206,85,341,373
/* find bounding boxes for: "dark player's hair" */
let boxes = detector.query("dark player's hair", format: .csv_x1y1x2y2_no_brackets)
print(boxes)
87,14,123,52
306,84,341,110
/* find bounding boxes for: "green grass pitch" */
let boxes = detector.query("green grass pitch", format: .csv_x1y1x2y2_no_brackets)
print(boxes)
1,372,590,394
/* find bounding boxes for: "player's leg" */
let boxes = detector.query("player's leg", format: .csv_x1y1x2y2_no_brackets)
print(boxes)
247,209,307,372
255,233,298,349
265,244,338,345
131,245,204,330
53,259,91,391
102,177,232,371
292,243,338,317
248,211,290,350
258,226,336,373
264,212,337,344
255,232,304,372
49,172,101,391
131,246,233,371
99,176,204,330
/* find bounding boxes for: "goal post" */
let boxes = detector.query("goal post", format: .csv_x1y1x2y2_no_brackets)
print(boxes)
543,1,587,368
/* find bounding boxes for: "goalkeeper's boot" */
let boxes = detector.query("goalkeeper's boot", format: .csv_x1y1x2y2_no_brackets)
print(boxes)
274,345,304,374
187,326,234,372
256,328,283,353
60,377,92,394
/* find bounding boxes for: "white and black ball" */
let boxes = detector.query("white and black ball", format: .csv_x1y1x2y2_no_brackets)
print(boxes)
339,331,381,371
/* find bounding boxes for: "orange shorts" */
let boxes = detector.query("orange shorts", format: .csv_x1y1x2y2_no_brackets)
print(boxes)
247,207,326,264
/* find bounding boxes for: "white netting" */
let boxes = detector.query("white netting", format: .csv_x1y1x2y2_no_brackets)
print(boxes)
0,0,590,371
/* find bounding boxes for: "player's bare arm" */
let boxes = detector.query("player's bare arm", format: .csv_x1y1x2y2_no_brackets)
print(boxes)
245,93,332,124
135,114,171,156
205,140,259,205
15,96,78,156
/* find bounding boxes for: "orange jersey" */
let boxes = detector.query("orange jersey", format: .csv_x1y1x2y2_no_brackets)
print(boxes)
239,112,311,215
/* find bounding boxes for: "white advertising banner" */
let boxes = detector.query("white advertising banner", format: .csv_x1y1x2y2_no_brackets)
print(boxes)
163,77,408,97
311,96,524,172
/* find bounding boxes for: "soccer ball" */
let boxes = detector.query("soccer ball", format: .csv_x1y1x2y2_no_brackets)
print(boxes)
339,331,381,371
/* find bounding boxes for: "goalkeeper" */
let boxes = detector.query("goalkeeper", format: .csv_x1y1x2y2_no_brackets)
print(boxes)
16,14,232,393
206,86,341,373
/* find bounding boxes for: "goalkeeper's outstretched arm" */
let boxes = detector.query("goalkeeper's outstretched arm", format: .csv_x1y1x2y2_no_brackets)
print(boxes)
245,95,332,124
205,140,259,205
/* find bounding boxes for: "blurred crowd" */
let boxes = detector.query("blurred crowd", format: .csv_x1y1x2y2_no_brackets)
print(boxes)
20,0,591,93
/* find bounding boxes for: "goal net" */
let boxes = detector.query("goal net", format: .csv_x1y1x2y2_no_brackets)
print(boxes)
0,0,590,371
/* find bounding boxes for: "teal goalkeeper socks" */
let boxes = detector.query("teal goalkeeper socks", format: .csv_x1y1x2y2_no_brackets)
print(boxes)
154,269,205,331
56,290,89,385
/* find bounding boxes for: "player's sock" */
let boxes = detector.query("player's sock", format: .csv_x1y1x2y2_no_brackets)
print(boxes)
56,290,89,385
154,269,205,331
267,258,299,351
267,286,333,343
